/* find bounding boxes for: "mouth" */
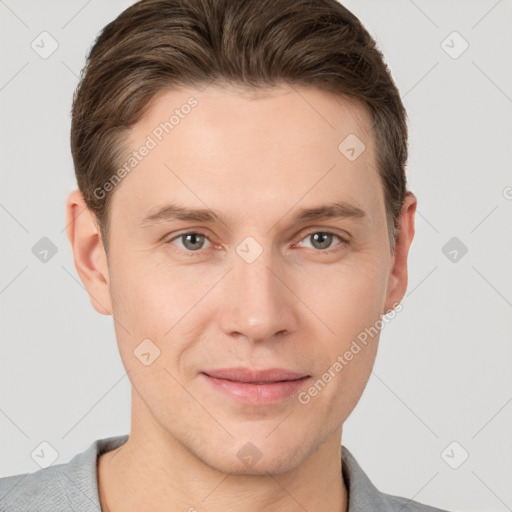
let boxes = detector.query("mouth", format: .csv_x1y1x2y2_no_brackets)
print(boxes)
200,367,311,404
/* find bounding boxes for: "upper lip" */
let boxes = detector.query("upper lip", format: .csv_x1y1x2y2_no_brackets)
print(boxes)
202,367,309,383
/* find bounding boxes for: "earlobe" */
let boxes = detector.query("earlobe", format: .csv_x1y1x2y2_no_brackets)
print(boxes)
65,189,113,316
383,191,417,314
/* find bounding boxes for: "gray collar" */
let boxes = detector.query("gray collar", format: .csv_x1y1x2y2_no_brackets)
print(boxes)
0,434,447,511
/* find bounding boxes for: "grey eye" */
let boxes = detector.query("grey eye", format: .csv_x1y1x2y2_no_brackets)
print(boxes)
308,232,335,250
176,233,207,251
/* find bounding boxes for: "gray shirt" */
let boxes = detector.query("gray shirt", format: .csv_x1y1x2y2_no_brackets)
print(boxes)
0,435,451,511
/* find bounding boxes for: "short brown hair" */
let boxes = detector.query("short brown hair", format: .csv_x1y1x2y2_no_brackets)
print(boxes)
71,0,408,255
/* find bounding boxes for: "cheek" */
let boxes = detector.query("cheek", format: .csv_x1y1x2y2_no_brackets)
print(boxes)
107,258,173,364
107,255,216,378
302,255,389,340
109,253,191,326
297,256,387,408
299,302,381,429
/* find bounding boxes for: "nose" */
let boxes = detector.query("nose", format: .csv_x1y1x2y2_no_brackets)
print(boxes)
217,245,300,343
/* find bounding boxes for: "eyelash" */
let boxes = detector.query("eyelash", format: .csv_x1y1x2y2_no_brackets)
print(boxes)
164,230,349,256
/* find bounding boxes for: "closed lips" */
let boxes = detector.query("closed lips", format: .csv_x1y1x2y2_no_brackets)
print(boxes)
201,368,310,383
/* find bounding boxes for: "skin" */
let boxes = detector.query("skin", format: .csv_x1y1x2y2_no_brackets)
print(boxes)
65,83,416,512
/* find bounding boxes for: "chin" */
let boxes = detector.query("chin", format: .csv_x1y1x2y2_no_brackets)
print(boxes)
197,437,313,476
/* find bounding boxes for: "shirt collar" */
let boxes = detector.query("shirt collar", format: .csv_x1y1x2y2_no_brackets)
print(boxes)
67,435,386,511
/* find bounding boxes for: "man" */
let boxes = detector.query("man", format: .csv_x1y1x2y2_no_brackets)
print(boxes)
0,0,452,510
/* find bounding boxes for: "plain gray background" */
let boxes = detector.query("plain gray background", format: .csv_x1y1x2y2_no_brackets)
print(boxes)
1,1,511,511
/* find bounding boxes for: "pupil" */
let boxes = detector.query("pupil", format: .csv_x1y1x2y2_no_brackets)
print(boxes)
312,232,331,249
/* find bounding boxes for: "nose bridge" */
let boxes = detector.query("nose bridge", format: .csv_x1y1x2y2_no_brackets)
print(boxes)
218,241,298,341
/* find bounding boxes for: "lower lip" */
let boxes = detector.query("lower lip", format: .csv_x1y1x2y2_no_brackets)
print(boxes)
202,373,311,405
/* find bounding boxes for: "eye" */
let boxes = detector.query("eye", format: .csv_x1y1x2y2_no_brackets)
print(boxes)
296,231,347,253
167,232,211,252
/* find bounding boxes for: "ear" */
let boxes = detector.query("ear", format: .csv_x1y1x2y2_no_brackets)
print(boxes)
383,191,417,314
65,189,113,315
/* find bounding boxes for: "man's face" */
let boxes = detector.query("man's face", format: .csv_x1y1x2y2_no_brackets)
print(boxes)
83,84,408,474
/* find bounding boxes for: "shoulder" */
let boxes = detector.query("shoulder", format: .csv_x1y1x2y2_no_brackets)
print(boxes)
0,464,77,512
0,435,128,512
341,446,453,512
373,492,451,512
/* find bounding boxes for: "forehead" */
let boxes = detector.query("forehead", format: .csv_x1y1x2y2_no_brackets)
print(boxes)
111,83,383,229
138,83,374,151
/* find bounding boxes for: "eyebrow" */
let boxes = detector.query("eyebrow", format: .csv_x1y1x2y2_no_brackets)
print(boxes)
138,201,367,227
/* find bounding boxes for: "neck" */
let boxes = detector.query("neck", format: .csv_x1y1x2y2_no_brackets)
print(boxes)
98,395,348,512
